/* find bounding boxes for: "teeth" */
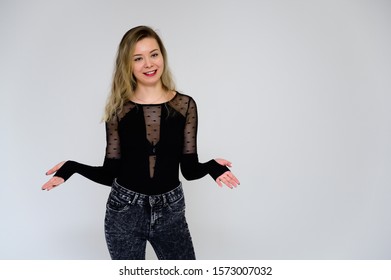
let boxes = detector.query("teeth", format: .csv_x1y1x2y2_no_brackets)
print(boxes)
146,71,156,74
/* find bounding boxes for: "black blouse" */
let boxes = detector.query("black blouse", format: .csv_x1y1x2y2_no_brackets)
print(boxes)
55,92,228,194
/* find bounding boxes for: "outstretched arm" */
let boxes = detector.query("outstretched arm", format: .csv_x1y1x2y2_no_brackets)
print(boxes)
179,97,240,189
41,158,120,191
42,117,121,191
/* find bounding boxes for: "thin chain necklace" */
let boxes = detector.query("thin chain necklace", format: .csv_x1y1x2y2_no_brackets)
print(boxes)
133,91,167,104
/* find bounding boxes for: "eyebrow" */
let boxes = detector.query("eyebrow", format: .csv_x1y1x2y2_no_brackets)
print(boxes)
133,49,159,57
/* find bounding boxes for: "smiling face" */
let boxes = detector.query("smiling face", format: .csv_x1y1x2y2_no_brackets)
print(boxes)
131,37,165,88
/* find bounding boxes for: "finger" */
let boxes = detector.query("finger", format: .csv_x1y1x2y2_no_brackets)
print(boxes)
218,176,234,189
42,183,54,191
42,179,52,190
42,182,55,191
42,181,53,191
219,171,240,189
226,172,240,186
46,161,65,175
45,169,55,176
221,171,239,187
215,158,232,167
42,177,64,191
45,166,57,176
216,178,223,188
223,179,234,189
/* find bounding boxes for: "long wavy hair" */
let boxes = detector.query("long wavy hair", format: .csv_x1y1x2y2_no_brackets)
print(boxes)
103,26,175,121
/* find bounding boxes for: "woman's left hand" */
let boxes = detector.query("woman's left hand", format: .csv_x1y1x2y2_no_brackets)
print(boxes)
215,158,240,189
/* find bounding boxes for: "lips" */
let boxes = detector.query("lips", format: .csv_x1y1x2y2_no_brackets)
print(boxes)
144,70,157,77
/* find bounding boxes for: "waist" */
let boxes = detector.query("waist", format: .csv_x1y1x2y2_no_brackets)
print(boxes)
115,175,180,195
112,178,184,206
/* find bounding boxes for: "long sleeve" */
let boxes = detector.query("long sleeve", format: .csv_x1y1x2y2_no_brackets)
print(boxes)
179,97,229,181
54,158,120,186
180,154,229,181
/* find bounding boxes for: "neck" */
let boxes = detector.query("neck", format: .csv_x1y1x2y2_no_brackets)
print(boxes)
133,84,167,104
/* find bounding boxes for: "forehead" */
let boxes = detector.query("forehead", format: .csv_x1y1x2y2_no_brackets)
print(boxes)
133,37,160,54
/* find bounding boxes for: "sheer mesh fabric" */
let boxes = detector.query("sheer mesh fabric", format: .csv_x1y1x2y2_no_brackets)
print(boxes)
105,93,197,178
169,93,197,154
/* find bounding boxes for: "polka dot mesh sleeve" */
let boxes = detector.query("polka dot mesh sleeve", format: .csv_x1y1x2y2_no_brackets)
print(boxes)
105,102,136,160
183,97,198,154
105,116,121,160
168,94,198,154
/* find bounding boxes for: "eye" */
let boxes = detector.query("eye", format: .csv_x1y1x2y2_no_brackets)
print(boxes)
134,57,142,62
151,53,159,58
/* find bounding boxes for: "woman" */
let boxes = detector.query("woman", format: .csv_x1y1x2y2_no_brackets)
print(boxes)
42,26,240,260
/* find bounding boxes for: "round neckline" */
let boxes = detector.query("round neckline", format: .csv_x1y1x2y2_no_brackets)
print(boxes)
129,91,178,106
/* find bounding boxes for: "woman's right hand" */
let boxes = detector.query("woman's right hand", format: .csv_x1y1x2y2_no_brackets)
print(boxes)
42,161,66,191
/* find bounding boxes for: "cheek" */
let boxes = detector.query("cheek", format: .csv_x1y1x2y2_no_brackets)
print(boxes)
157,59,165,71
153,55,163,66
132,64,142,75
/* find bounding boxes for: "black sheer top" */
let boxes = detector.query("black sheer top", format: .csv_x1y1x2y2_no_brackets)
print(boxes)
55,92,229,194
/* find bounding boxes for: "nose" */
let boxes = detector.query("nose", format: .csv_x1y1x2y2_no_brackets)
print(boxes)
144,57,152,68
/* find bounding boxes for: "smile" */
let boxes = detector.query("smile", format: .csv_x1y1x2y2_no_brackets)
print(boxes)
144,70,157,77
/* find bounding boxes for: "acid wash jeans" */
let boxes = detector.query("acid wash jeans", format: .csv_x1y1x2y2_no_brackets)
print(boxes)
104,179,196,260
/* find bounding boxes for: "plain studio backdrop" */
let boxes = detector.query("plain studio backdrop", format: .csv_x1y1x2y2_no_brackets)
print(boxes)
1,0,390,259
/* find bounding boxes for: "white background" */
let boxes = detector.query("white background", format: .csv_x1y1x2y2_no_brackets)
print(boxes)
1,0,390,259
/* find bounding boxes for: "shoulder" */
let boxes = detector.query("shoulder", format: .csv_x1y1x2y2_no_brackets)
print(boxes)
168,92,198,117
107,101,137,124
173,92,197,107
174,91,194,101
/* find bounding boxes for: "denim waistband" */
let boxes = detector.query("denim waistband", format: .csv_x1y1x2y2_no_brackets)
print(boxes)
112,179,184,206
